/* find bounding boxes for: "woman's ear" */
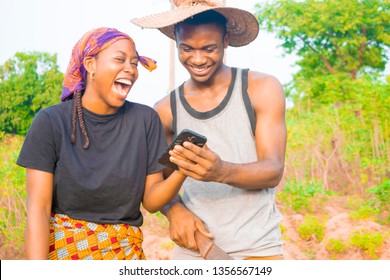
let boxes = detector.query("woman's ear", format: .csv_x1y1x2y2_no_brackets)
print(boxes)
83,56,96,76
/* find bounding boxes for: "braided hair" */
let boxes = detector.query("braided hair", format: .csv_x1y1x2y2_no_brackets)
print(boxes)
70,91,90,149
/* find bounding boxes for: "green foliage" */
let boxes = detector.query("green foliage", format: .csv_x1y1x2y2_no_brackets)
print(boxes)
349,204,380,221
297,214,326,242
277,180,332,213
366,179,390,223
285,76,390,193
0,134,27,250
0,52,63,135
256,0,390,119
325,237,349,259
256,1,389,196
350,229,383,259
256,0,390,80
344,174,389,224
367,178,390,207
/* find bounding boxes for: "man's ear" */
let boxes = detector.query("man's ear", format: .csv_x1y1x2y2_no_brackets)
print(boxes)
83,56,96,75
223,33,230,49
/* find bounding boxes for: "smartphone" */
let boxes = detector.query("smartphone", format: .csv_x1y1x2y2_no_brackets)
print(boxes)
158,129,207,170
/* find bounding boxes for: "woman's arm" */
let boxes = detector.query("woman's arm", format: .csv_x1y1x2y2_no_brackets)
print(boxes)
25,168,53,259
142,171,186,213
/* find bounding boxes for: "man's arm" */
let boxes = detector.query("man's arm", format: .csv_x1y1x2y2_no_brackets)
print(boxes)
169,71,287,190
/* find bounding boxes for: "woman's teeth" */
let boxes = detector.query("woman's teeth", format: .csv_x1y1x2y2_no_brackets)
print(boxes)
115,79,132,97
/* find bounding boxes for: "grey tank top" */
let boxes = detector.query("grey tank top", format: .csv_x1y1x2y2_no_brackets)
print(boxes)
171,68,283,259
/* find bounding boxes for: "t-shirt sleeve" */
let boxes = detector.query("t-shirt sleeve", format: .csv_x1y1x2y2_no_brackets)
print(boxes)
16,109,57,173
146,113,168,174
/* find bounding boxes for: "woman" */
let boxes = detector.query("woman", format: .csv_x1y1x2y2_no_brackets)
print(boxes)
17,27,186,260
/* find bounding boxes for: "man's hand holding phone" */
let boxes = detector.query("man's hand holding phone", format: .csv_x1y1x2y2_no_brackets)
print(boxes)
158,129,207,170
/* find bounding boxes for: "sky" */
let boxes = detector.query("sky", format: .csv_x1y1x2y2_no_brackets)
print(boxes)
0,0,298,107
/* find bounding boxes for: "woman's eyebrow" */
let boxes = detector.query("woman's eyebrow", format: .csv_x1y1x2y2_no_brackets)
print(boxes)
115,50,127,55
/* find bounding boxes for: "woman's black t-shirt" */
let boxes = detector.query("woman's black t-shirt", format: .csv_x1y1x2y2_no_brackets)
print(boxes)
17,100,167,226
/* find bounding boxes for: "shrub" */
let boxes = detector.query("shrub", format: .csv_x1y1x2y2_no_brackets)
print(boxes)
325,237,349,259
366,179,390,224
349,204,380,221
297,214,326,242
349,230,383,259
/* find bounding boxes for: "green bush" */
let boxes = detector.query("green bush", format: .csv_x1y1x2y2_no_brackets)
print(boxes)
297,214,326,242
349,204,380,222
366,179,390,224
325,237,349,259
350,230,384,259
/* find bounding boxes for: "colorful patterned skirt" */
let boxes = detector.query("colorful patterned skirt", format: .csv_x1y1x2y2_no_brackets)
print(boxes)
49,213,146,260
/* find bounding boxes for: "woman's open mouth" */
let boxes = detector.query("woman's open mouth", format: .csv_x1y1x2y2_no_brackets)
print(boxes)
114,78,132,98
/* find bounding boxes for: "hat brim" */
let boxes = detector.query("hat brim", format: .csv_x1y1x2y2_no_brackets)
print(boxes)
131,6,259,47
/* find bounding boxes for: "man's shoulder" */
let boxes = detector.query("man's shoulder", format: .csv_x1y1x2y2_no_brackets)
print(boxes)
153,93,171,113
247,70,281,84
246,70,285,110
247,70,283,94
153,93,174,133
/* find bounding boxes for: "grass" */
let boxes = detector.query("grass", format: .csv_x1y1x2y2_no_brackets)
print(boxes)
0,133,26,253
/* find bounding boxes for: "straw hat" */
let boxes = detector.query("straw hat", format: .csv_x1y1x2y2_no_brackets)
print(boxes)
131,0,259,47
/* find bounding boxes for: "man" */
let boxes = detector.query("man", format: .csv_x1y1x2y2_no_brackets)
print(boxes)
132,0,286,260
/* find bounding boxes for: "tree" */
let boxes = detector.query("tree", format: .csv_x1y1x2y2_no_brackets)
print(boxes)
256,0,390,80
0,52,63,134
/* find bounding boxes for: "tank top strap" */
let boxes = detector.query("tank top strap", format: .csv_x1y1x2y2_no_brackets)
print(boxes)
170,88,178,137
240,68,256,135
